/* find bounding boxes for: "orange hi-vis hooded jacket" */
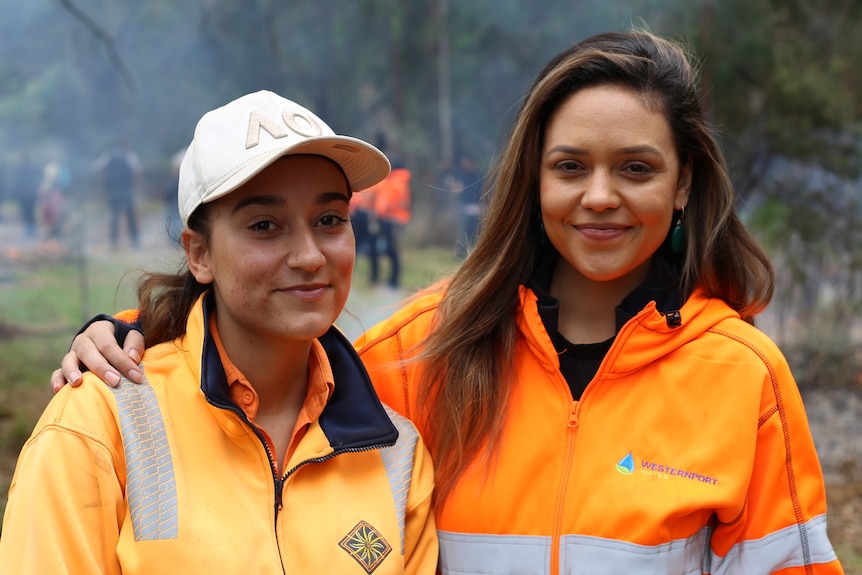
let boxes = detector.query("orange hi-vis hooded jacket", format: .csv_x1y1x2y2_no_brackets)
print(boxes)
350,182,377,214
0,294,437,575
372,168,412,224
354,286,843,574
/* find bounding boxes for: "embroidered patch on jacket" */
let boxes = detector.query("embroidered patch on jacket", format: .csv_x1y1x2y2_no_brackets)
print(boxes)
338,520,392,573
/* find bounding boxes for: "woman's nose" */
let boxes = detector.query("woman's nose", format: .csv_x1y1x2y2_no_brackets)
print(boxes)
286,230,326,270
579,170,620,211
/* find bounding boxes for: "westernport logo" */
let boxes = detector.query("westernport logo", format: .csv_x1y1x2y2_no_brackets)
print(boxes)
616,451,717,485
616,452,635,475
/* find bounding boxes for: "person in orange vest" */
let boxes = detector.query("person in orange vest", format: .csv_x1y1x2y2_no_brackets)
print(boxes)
370,162,411,288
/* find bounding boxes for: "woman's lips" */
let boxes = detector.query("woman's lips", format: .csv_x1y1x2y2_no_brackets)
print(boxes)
280,284,328,301
574,224,629,241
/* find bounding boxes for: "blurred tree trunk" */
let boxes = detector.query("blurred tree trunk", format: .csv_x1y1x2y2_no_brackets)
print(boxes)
434,0,453,169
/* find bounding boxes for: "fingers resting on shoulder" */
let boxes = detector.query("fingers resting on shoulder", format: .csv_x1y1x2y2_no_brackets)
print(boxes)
50,321,146,393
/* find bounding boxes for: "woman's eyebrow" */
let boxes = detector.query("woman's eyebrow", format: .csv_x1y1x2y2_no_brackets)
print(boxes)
314,191,351,205
617,144,663,156
544,144,663,157
544,145,588,157
230,195,284,214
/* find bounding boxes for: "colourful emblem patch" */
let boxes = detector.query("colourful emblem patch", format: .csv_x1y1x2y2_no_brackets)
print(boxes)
338,520,392,573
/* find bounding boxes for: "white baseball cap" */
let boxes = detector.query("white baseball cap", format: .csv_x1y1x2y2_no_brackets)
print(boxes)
178,90,390,224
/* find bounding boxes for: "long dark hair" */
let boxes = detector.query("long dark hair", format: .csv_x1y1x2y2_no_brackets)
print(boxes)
417,29,775,504
136,205,214,347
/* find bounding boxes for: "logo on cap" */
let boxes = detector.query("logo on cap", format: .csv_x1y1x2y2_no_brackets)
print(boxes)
245,108,324,149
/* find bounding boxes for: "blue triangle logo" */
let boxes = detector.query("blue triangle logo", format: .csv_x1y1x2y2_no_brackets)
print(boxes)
616,452,634,475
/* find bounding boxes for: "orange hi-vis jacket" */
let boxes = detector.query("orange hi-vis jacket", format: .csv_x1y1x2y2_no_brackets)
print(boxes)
354,286,843,574
371,168,411,224
0,294,437,575
350,183,377,214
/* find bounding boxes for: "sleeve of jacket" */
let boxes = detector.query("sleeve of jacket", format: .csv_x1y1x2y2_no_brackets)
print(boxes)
0,381,125,574
354,292,442,424
708,336,843,574
402,429,438,575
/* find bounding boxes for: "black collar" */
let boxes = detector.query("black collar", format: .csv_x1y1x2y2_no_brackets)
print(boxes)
528,251,683,351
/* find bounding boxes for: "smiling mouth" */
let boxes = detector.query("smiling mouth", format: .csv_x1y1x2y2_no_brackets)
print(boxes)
281,285,329,301
575,222,628,230
574,225,628,240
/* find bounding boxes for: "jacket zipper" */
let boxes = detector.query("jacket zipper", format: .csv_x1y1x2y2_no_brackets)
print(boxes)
550,400,580,575
208,399,394,519
208,398,395,571
269,435,393,572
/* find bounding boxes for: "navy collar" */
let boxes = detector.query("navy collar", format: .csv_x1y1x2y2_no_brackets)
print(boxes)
198,292,398,451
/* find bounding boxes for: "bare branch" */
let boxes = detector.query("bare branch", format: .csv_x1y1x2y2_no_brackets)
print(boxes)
57,0,136,94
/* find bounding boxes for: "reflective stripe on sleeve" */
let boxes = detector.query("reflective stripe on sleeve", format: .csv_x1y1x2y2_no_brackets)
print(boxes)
110,375,179,541
711,514,837,574
379,405,419,553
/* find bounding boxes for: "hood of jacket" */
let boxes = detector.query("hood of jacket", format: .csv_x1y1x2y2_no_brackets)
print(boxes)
517,285,741,379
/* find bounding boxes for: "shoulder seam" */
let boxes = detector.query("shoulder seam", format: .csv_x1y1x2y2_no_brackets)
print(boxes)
355,302,439,355
708,326,813,564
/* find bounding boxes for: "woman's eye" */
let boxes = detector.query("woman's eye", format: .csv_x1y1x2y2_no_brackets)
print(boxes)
318,214,348,228
556,160,583,173
249,220,276,232
624,162,652,176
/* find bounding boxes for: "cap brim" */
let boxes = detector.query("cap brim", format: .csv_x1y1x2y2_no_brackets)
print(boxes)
202,135,390,208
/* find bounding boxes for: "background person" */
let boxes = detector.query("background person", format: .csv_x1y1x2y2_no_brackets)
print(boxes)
2,90,437,574
94,140,142,250
52,30,843,573
37,161,69,241
349,181,380,286
10,152,41,240
369,161,411,289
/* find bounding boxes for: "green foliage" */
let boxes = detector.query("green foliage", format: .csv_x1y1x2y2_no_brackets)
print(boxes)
696,0,862,187
745,196,791,251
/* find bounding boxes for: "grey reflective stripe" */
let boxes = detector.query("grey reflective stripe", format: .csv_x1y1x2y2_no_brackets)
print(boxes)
439,513,837,574
712,514,837,573
379,405,418,553
559,530,708,574
110,375,178,541
439,532,550,574
438,529,706,574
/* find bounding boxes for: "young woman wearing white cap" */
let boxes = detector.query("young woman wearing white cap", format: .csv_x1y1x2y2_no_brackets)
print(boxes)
0,90,437,574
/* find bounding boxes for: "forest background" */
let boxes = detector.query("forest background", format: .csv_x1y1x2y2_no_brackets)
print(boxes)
0,0,861,569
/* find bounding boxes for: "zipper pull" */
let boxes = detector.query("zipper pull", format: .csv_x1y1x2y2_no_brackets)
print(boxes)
274,477,284,513
568,401,580,428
